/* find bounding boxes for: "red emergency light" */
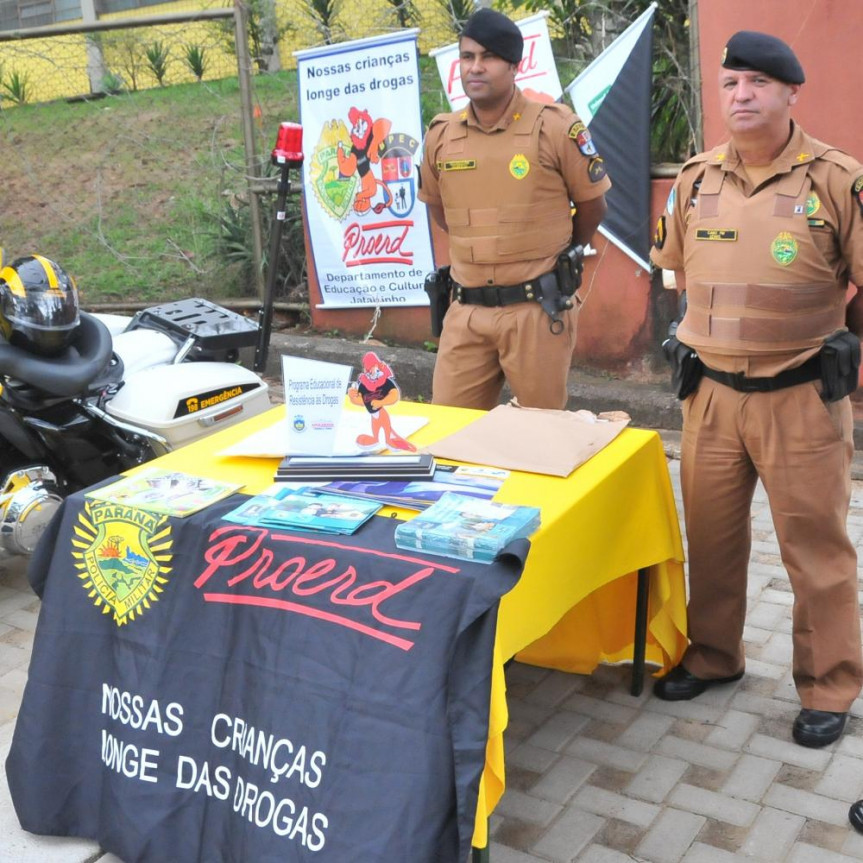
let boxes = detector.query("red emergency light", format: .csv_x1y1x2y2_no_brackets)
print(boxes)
271,122,304,168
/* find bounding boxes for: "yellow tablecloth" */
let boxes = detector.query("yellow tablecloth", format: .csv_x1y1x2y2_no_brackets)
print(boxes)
142,400,688,847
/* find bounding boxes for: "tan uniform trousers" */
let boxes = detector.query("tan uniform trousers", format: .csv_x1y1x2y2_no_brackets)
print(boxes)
680,376,863,711
432,300,576,411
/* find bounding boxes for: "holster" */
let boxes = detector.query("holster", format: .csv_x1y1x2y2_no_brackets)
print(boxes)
820,330,861,402
424,266,452,337
556,244,584,297
663,335,703,400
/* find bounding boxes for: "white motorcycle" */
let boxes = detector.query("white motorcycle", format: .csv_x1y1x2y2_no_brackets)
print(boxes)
0,297,271,557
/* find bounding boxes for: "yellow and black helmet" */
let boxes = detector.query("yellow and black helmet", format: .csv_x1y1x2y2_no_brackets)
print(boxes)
0,254,80,356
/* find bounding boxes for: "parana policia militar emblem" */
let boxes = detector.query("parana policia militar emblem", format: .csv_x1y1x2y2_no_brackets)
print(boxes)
509,153,530,179
72,501,173,626
771,231,799,266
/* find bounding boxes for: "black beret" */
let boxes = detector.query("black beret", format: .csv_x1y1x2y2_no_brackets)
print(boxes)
460,8,523,65
721,31,805,84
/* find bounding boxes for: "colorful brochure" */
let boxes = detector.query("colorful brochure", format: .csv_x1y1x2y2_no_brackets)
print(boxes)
223,486,381,535
86,468,243,517
394,492,541,564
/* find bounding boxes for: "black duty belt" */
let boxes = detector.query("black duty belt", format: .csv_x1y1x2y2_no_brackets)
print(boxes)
454,271,558,307
702,355,821,393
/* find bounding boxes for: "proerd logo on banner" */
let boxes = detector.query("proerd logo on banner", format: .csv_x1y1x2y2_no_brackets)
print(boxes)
310,107,419,268
193,524,464,651
73,501,173,625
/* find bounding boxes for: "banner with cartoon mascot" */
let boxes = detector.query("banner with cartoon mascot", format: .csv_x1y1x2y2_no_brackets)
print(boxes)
430,12,562,109
296,31,434,308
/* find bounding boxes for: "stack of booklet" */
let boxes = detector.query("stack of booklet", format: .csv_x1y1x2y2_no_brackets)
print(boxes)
299,464,508,511
223,486,381,535
275,453,435,482
394,492,541,564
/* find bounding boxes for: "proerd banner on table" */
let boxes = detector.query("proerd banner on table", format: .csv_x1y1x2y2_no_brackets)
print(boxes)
296,31,434,309
7,491,525,862
430,11,562,109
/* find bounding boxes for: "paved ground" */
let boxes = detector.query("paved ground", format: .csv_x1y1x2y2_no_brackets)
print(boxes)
3,444,863,862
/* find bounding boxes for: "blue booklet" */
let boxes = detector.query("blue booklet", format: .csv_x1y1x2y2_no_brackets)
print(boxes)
394,492,540,564
318,464,507,510
223,486,381,535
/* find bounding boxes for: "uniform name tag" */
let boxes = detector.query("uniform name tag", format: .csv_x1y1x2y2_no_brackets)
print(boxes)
695,229,738,241
439,159,477,172
807,218,826,227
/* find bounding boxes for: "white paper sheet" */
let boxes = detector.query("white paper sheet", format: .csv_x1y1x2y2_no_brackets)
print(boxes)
219,411,429,459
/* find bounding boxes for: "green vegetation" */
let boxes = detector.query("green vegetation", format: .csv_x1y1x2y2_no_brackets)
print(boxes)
0,73,302,304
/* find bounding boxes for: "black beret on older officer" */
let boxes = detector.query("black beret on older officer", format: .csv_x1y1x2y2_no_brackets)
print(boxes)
417,8,611,412
651,29,863,753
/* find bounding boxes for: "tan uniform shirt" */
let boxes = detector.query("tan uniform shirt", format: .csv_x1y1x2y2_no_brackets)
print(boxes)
651,122,863,376
419,88,611,287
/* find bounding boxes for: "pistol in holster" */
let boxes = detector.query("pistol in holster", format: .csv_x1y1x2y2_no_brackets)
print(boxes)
662,293,702,400
537,245,585,335
424,266,452,337
819,330,861,402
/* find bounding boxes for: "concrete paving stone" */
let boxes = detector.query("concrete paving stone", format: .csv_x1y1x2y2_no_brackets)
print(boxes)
524,670,584,708
614,711,676,752
625,754,689,803
721,753,783,802
841,826,863,858
486,843,548,863
745,734,834,771
528,755,597,804
786,844,863,863
764,783,855,827
564,737,648,773
0,641,30,674
561,693,638,726
634,807,706,863
681,841,751,861
838,733,863,758
656,737,740,772
738,657,786,680
530,808,605,862
525,711,593,753
740,625,773,646
667,784,761,827
493,788,564,826
704,710,761,751
758,588,795,606
577,846,638,863
571,785,660,828
0,606,40,633
738,806,804,860
507,742,565,774
729,692,803,720
814,753,863,802
745,601,787,630
646,698,730,725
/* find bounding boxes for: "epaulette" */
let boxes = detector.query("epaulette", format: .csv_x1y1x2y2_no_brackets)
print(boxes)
816,146,863,177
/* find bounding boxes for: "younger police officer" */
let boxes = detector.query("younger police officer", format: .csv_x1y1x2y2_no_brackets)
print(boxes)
418,8,610,410
651,31,863,747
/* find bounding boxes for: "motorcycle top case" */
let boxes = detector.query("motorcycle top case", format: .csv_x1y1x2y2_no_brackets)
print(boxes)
105,362,270,448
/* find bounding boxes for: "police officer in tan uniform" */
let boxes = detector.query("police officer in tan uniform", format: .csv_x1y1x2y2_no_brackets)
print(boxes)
651,31,863,748
418,8,611,410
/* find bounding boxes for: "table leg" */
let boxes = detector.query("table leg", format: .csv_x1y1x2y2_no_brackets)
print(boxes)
631,567,649,696
472,844,490,862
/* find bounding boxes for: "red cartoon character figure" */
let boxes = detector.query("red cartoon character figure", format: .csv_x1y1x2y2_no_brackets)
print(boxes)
348,351,416,452
337,108,393,215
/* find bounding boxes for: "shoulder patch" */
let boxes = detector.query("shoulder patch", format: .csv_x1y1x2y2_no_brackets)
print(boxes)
654,215,667,250
588,156,607,183
854,174,863,217
568,121,598,157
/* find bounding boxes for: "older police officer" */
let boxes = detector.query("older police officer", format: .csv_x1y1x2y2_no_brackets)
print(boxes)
418,8,610,410
651,31,863,747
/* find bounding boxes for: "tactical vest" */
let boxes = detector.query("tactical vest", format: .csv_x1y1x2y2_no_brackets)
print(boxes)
431,100,572,285
677,151,846,356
